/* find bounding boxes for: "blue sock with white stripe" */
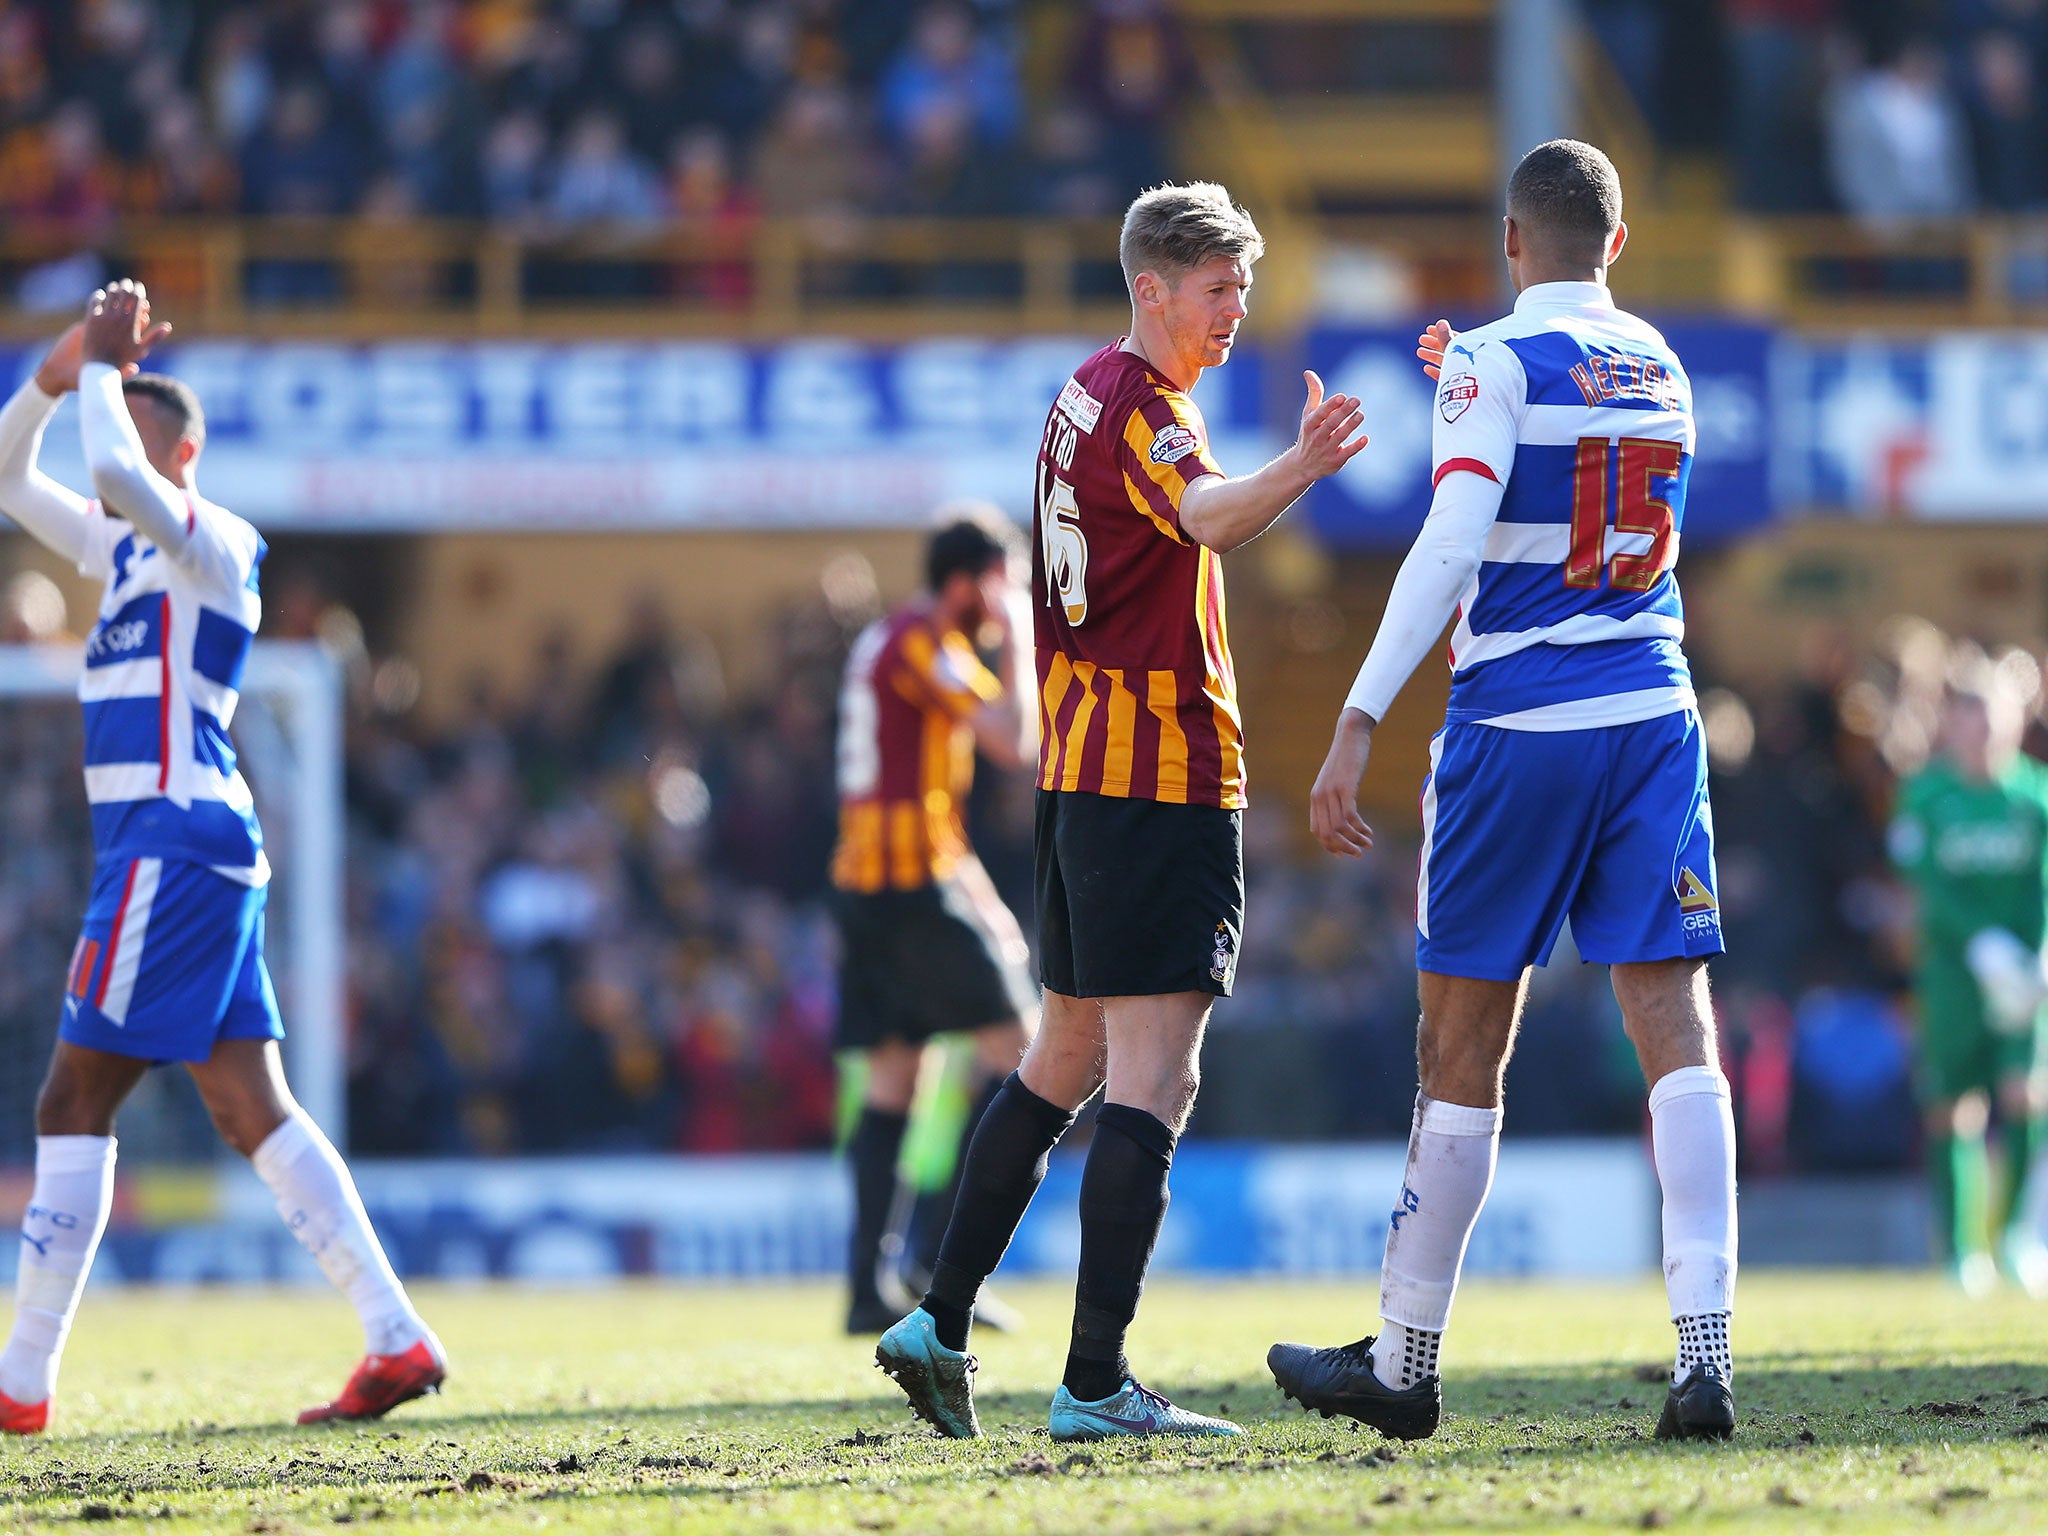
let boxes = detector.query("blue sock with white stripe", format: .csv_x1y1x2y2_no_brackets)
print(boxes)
0,1135,116,1405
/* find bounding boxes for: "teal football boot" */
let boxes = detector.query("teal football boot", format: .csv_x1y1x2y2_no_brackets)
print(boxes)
875,1310,980,1439
1048,1378,1243,1442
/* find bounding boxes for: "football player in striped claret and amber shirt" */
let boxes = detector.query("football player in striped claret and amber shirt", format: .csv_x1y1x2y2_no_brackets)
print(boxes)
830,512,1039,1335
877,183,1369,1444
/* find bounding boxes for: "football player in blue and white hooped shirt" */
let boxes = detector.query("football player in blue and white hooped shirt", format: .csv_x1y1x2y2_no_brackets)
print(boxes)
0,282,444,1434
1266,144,1740,1446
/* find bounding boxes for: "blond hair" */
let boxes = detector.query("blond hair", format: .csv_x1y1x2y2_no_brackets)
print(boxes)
1118,182,1265,292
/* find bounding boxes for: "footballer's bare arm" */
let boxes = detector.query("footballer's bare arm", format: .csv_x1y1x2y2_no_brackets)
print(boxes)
1178,371,1367,555
967,561,1035,770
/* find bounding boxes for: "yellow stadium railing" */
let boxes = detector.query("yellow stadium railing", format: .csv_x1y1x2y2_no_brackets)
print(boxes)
0,214,2036,338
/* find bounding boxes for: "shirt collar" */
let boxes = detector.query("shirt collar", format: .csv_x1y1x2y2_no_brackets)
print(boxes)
1512,280,1616,313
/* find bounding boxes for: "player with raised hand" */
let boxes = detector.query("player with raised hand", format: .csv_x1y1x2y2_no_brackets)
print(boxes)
1267,142,1740,1443
0,280,446,1433
875,182,1366,1443
832,510,1039,1335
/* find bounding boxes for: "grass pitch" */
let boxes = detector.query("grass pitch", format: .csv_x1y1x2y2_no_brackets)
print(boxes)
2,1274,2045,1533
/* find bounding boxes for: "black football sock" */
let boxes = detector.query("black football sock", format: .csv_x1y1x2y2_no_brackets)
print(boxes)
920,1072,1076,1351
847,1106,909,1313
912,1073,1005,1279
1063,1103,1176,1403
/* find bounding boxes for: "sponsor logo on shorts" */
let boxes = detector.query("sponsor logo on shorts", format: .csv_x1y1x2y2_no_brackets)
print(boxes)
1056,376,1103,433
1439,371,1479,423
1676,867,1716,914
1209,923,1236,984
1150,423,1201,465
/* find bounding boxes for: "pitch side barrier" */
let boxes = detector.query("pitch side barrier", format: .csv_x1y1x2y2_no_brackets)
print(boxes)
10,326,2046,540
0,1142,1655,1288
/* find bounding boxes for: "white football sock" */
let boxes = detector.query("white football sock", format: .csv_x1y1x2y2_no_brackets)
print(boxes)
1375,1094,1502,1391
1,1135,117,1404
252,1111,428,1358
1648,1065,1738,1385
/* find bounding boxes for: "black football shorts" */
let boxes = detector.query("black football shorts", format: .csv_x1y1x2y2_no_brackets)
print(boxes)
1034,788,1245,999
832,877,1038,1050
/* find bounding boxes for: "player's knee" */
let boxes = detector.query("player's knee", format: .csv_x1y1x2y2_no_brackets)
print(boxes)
862,1044,921,1114
34,1072,112,1137
207,1098,288,1158
972,1019,1031,1073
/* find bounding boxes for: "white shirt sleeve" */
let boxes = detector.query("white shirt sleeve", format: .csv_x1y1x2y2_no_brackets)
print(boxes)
0,378,92,566
1429,335,1523,489
1341,469,1504,721
78,361,195,558
1336,332,1527,722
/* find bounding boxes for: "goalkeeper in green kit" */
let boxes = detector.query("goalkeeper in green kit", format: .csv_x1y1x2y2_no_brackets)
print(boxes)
1889,650,2048,1297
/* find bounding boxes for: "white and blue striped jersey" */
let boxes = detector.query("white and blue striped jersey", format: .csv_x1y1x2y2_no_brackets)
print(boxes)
1431,281,1695,730
74,493,269,885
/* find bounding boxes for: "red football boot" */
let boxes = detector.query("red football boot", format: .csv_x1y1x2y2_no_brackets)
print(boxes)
0,1388,49,1435
297,1337,447,1425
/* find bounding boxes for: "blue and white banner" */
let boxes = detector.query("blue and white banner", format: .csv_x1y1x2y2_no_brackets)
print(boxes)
8,1140,1655,1286
1777,332,2048,518
3,339,1276,531
1301,319,1775,548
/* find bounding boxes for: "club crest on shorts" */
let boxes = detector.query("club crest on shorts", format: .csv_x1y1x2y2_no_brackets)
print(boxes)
1439,371,1478,423
1209,923,1236,984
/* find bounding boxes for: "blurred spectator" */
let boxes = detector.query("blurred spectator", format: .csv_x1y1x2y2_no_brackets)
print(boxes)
547,110,663,229
240,81,360,216
1827,32,1977,226
128,95,238,217
1952,0,2048,209
666,127,758,307
752,83,876,222
1065,0,1192,200
878,3,1022,154
1726,0,1838,211
481,107,549,229
611,15,687,167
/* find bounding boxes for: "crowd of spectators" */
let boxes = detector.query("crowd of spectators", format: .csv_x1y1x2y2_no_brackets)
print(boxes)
1593,1,2048,223
0,0,1190,308
6,544,2044,1172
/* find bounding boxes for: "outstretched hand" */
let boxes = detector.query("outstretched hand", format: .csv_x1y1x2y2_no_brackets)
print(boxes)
1416,319,1455,382
1294,370,1368,481
1308,711,1376,858
80,279,172,374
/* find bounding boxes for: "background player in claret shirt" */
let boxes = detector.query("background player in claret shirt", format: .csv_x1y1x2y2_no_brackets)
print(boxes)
831,511,1038,1334
0,282,444,1434
877,183,1367,1443
1267,142,1741,1445
1889,651,2048,1298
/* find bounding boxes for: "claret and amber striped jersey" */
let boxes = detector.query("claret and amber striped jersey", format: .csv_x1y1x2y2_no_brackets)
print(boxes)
831,604,1004,893
1033,342,1243,810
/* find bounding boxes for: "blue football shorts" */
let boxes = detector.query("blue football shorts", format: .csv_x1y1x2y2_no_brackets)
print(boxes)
59,856,284,1063
1415,708,1724,981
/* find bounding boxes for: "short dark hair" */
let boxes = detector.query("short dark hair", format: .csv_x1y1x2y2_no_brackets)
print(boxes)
122,373,205,445
1506,139,1623,268
926,505,1020,592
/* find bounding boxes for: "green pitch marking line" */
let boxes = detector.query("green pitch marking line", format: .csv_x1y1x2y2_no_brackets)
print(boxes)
0,1274,2044,1533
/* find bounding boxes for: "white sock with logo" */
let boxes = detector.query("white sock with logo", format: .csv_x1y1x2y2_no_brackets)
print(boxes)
1,1135,117,1405
1648,1065,1737,1385
1375,1094,1503,1391
252,1112,428,1358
